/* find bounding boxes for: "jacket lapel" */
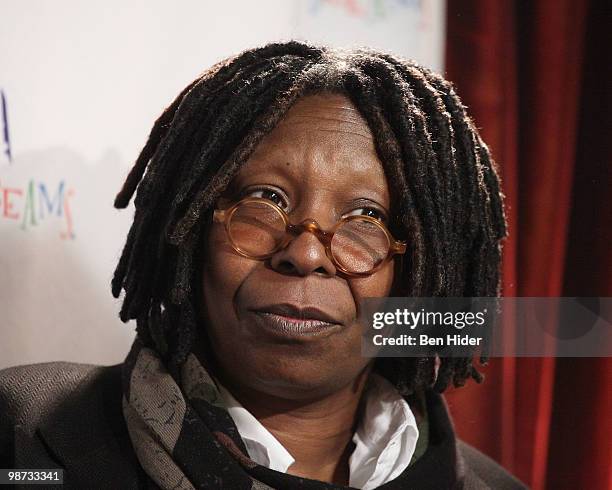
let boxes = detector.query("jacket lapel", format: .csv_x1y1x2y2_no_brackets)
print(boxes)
34,364,145,488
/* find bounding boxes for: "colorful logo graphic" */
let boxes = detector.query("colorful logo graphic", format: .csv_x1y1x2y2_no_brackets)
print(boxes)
0,90,76,239
0,179,75,239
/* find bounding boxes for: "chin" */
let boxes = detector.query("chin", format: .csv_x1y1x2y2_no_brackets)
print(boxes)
231,351,363,401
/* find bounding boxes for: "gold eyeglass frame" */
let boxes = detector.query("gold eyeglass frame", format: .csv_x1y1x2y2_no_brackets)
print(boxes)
213,197,407,277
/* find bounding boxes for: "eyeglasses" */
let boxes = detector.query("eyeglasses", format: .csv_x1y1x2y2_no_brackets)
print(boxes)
213,197,407,277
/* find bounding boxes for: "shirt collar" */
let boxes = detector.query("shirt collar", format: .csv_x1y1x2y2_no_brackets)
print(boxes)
349,373,419,488
216,382,295,473
215,373,418,489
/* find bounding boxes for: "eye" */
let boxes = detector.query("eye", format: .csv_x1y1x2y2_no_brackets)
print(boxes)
243,186,289,210
345,206,387,223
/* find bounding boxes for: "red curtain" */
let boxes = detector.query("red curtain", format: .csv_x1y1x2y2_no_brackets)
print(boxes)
444,1,612,489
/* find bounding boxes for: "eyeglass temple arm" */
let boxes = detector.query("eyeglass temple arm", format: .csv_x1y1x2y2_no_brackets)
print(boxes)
391,240,407,255
213,209,226,223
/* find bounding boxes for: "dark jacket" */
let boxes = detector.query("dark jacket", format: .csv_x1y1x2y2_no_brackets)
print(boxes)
0,362,527,489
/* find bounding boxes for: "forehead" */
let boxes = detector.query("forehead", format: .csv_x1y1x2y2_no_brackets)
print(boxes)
276,93,373,138
233,93,389,203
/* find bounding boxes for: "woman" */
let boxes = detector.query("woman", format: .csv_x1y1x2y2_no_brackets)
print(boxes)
0,42,525,489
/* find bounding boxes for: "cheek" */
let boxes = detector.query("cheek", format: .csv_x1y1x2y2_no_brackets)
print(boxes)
201,226,254,329
349,259,395,303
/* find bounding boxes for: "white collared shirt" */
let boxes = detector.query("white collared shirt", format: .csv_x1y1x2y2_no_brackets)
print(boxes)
216,374,419,490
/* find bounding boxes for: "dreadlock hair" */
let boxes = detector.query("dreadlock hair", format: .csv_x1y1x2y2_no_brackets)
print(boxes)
112,41,507,394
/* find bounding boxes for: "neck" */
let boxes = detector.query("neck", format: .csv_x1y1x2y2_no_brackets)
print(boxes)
221,370,372,485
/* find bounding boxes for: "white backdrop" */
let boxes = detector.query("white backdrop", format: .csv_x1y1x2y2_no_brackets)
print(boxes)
0,0,445,369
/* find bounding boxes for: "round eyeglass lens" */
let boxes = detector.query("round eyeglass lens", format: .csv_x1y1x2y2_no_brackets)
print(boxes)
228,200,286,256
331,218,390,273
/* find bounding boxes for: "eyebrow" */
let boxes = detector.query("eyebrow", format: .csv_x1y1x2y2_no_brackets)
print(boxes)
245,166,390,208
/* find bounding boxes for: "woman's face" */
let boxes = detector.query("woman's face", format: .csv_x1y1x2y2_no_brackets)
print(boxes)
201,93,395,400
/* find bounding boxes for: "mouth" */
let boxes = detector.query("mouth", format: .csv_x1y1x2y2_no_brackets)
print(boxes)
249,304,344,338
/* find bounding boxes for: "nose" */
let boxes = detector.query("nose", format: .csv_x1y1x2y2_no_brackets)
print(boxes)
269,228,337,277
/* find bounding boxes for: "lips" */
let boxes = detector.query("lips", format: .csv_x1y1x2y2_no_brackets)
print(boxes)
252,303,342,324
249,303,344,338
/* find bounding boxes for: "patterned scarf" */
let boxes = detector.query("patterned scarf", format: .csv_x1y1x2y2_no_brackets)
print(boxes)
121,338,462,489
